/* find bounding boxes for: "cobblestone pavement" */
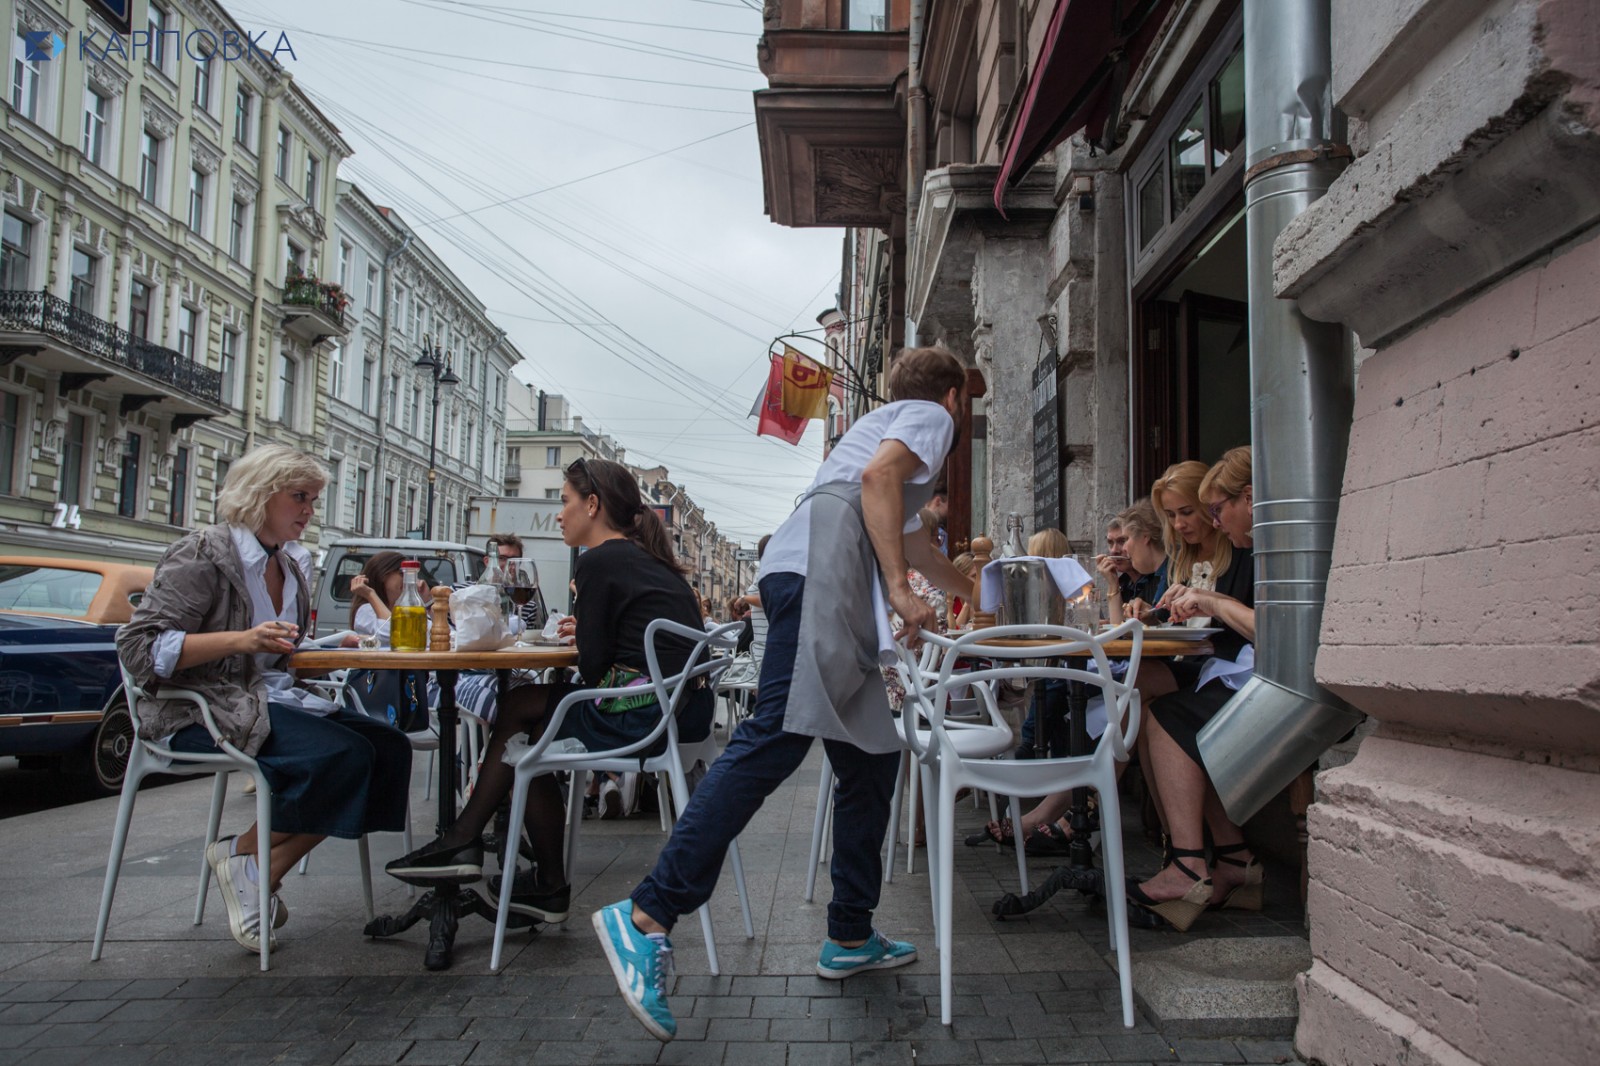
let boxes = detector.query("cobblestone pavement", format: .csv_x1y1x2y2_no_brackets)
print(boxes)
0,740,1304,1065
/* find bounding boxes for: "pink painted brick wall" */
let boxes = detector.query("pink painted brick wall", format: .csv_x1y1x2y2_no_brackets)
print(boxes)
1319,228,1600,755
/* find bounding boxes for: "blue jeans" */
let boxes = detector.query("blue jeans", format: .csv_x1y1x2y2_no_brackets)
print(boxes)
632,572,900,942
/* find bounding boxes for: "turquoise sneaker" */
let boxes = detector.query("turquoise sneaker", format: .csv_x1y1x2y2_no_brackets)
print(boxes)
593,900,677,1041
816,929,918,979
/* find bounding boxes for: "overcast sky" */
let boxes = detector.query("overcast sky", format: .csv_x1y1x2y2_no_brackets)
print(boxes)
228,0,842,545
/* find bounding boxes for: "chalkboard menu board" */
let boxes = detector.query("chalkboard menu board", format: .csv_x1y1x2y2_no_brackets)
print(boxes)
1032,353,1062,532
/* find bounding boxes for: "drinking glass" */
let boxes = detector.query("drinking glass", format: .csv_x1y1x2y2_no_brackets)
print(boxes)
505,557,540,611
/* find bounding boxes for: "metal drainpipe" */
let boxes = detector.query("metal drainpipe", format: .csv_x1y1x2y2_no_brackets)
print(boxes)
1195,0,1365,823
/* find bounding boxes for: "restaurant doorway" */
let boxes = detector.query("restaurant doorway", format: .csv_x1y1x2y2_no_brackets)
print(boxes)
1131,205,1251,489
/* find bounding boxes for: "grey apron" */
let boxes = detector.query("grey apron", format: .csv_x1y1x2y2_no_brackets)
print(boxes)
783,479,936,754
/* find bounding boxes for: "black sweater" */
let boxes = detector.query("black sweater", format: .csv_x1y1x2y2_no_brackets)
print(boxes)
573,538,703,684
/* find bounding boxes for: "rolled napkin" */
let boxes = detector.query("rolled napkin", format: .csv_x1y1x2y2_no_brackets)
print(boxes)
979,555,1093,613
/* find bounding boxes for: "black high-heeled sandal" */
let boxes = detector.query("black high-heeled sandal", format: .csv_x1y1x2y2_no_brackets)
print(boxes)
1209,841,1263,911
1126,848,1212,932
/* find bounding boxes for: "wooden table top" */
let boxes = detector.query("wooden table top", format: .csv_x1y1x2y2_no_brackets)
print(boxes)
968,637,1213,658
289,645,579,671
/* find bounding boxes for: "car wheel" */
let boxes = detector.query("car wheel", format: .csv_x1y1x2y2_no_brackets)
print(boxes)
86,702,134,795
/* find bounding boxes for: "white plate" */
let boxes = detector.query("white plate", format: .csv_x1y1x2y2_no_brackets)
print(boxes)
1140,626,1222,641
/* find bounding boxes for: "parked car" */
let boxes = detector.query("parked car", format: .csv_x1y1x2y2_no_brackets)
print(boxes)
0,557,152,794
311,538,486,639
0,557,152,624
0,611,133,794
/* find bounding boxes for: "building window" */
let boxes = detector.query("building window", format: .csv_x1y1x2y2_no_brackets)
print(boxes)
11,28,41,121
286,240,304,273
545,446,560,467
220,328,239,402
146,6,170,71
361,356,375,414
366,265,378,310
275,125,290,180
337,242,351,288
409,385,421,435
69,250,97,314
61,411,87,507
128,280,151,339
387,374,400,425
117,432,142,518
176,305,197,360
193,52,212,112
278,354,298,425
170,445,190,527
406,486,417,533
329,342,344,399
395,288,408,331
354,467,369,531
233,85,252,146
1,213,32,290
82,89,109,167
0,392,18,495
544,488,559,500
139,130,162,204
304,154,319,202
845,0,889,31
187,167,207,234
228,198,248,261
383,476,396,537
214,457,230,499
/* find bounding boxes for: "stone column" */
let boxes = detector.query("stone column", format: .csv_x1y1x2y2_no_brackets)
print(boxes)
50,199,75,301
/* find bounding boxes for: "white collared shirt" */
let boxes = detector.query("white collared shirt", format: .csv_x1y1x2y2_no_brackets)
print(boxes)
152,525,338,716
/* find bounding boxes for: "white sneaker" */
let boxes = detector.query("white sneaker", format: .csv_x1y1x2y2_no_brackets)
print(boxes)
205,838,275,951
600,778,622,820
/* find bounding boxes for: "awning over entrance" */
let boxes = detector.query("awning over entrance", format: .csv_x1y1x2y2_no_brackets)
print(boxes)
993,0,1175,211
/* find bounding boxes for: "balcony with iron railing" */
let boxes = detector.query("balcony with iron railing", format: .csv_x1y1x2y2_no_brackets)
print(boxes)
279,267,350,344
0,290,225,421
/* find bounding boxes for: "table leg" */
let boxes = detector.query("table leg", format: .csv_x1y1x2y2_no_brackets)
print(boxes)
365,668,533,970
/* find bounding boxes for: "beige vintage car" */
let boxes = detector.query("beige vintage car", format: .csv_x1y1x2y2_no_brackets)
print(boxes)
0,556,153,624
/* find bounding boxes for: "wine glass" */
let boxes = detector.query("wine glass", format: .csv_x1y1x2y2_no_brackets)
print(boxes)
505,557,540,612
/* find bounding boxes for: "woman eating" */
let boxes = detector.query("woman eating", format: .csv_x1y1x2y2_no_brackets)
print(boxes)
384,457,711,923
117,445,413,952
1126,446,1259,931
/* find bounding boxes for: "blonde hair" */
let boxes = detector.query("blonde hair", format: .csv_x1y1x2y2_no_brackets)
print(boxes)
1151,461,1230,584
917,506,941,543
216,444,329,533
951,551,976,576
1200,445,1252,502
1117,498,1164,547
1027,528,1070,558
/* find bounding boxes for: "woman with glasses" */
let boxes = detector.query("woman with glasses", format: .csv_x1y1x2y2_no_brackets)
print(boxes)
1125,445,1259,932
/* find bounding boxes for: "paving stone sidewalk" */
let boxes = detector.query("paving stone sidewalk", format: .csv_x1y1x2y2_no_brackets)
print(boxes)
0,743,1303,1065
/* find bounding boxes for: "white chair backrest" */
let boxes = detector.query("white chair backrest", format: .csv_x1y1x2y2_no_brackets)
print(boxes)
896,619,1144,765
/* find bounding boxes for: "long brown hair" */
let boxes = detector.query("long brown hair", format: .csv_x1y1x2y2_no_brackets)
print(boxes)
349,550,408,626
566,457,686,576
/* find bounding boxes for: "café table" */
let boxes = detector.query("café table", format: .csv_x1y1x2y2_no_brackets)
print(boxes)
967,634,1213,871
289,645,578,970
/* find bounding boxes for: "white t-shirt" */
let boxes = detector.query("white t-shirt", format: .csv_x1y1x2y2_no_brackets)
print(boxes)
760,399,953,579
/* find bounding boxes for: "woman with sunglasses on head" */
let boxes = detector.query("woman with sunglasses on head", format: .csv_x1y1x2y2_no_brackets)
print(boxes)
385,457,710,923
1126,446,1259,932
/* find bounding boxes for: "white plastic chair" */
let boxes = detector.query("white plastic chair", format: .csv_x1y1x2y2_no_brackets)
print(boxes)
898,620,1144,1027
93,661,375,971
489,620,754,973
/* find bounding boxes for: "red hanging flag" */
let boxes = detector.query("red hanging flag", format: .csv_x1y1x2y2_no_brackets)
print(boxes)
755,355,808,445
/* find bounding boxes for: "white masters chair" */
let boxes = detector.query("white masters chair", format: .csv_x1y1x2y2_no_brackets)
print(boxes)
899,619,1144,1028
93,661,375,972
489,620,755,973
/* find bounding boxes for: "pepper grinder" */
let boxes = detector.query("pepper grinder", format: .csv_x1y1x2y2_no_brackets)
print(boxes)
969,535,995,628
429,585,452,652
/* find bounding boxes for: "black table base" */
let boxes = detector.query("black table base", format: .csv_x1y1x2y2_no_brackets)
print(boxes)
364,668,532,969
1007,673,1100,918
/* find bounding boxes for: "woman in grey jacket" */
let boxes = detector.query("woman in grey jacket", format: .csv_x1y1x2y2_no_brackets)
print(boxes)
117,444,412,952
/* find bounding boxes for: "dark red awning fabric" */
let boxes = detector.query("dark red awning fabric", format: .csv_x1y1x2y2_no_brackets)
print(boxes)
993,0,1175,212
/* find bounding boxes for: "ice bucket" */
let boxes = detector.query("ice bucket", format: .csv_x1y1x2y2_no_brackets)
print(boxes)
998,558,1064,634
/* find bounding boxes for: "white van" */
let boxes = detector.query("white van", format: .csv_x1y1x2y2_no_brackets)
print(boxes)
310,538,484,639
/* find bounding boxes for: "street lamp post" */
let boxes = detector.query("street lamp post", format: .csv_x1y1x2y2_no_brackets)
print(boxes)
415,334,460,541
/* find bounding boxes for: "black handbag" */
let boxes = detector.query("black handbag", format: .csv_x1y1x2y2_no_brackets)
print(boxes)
343,668,431,734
